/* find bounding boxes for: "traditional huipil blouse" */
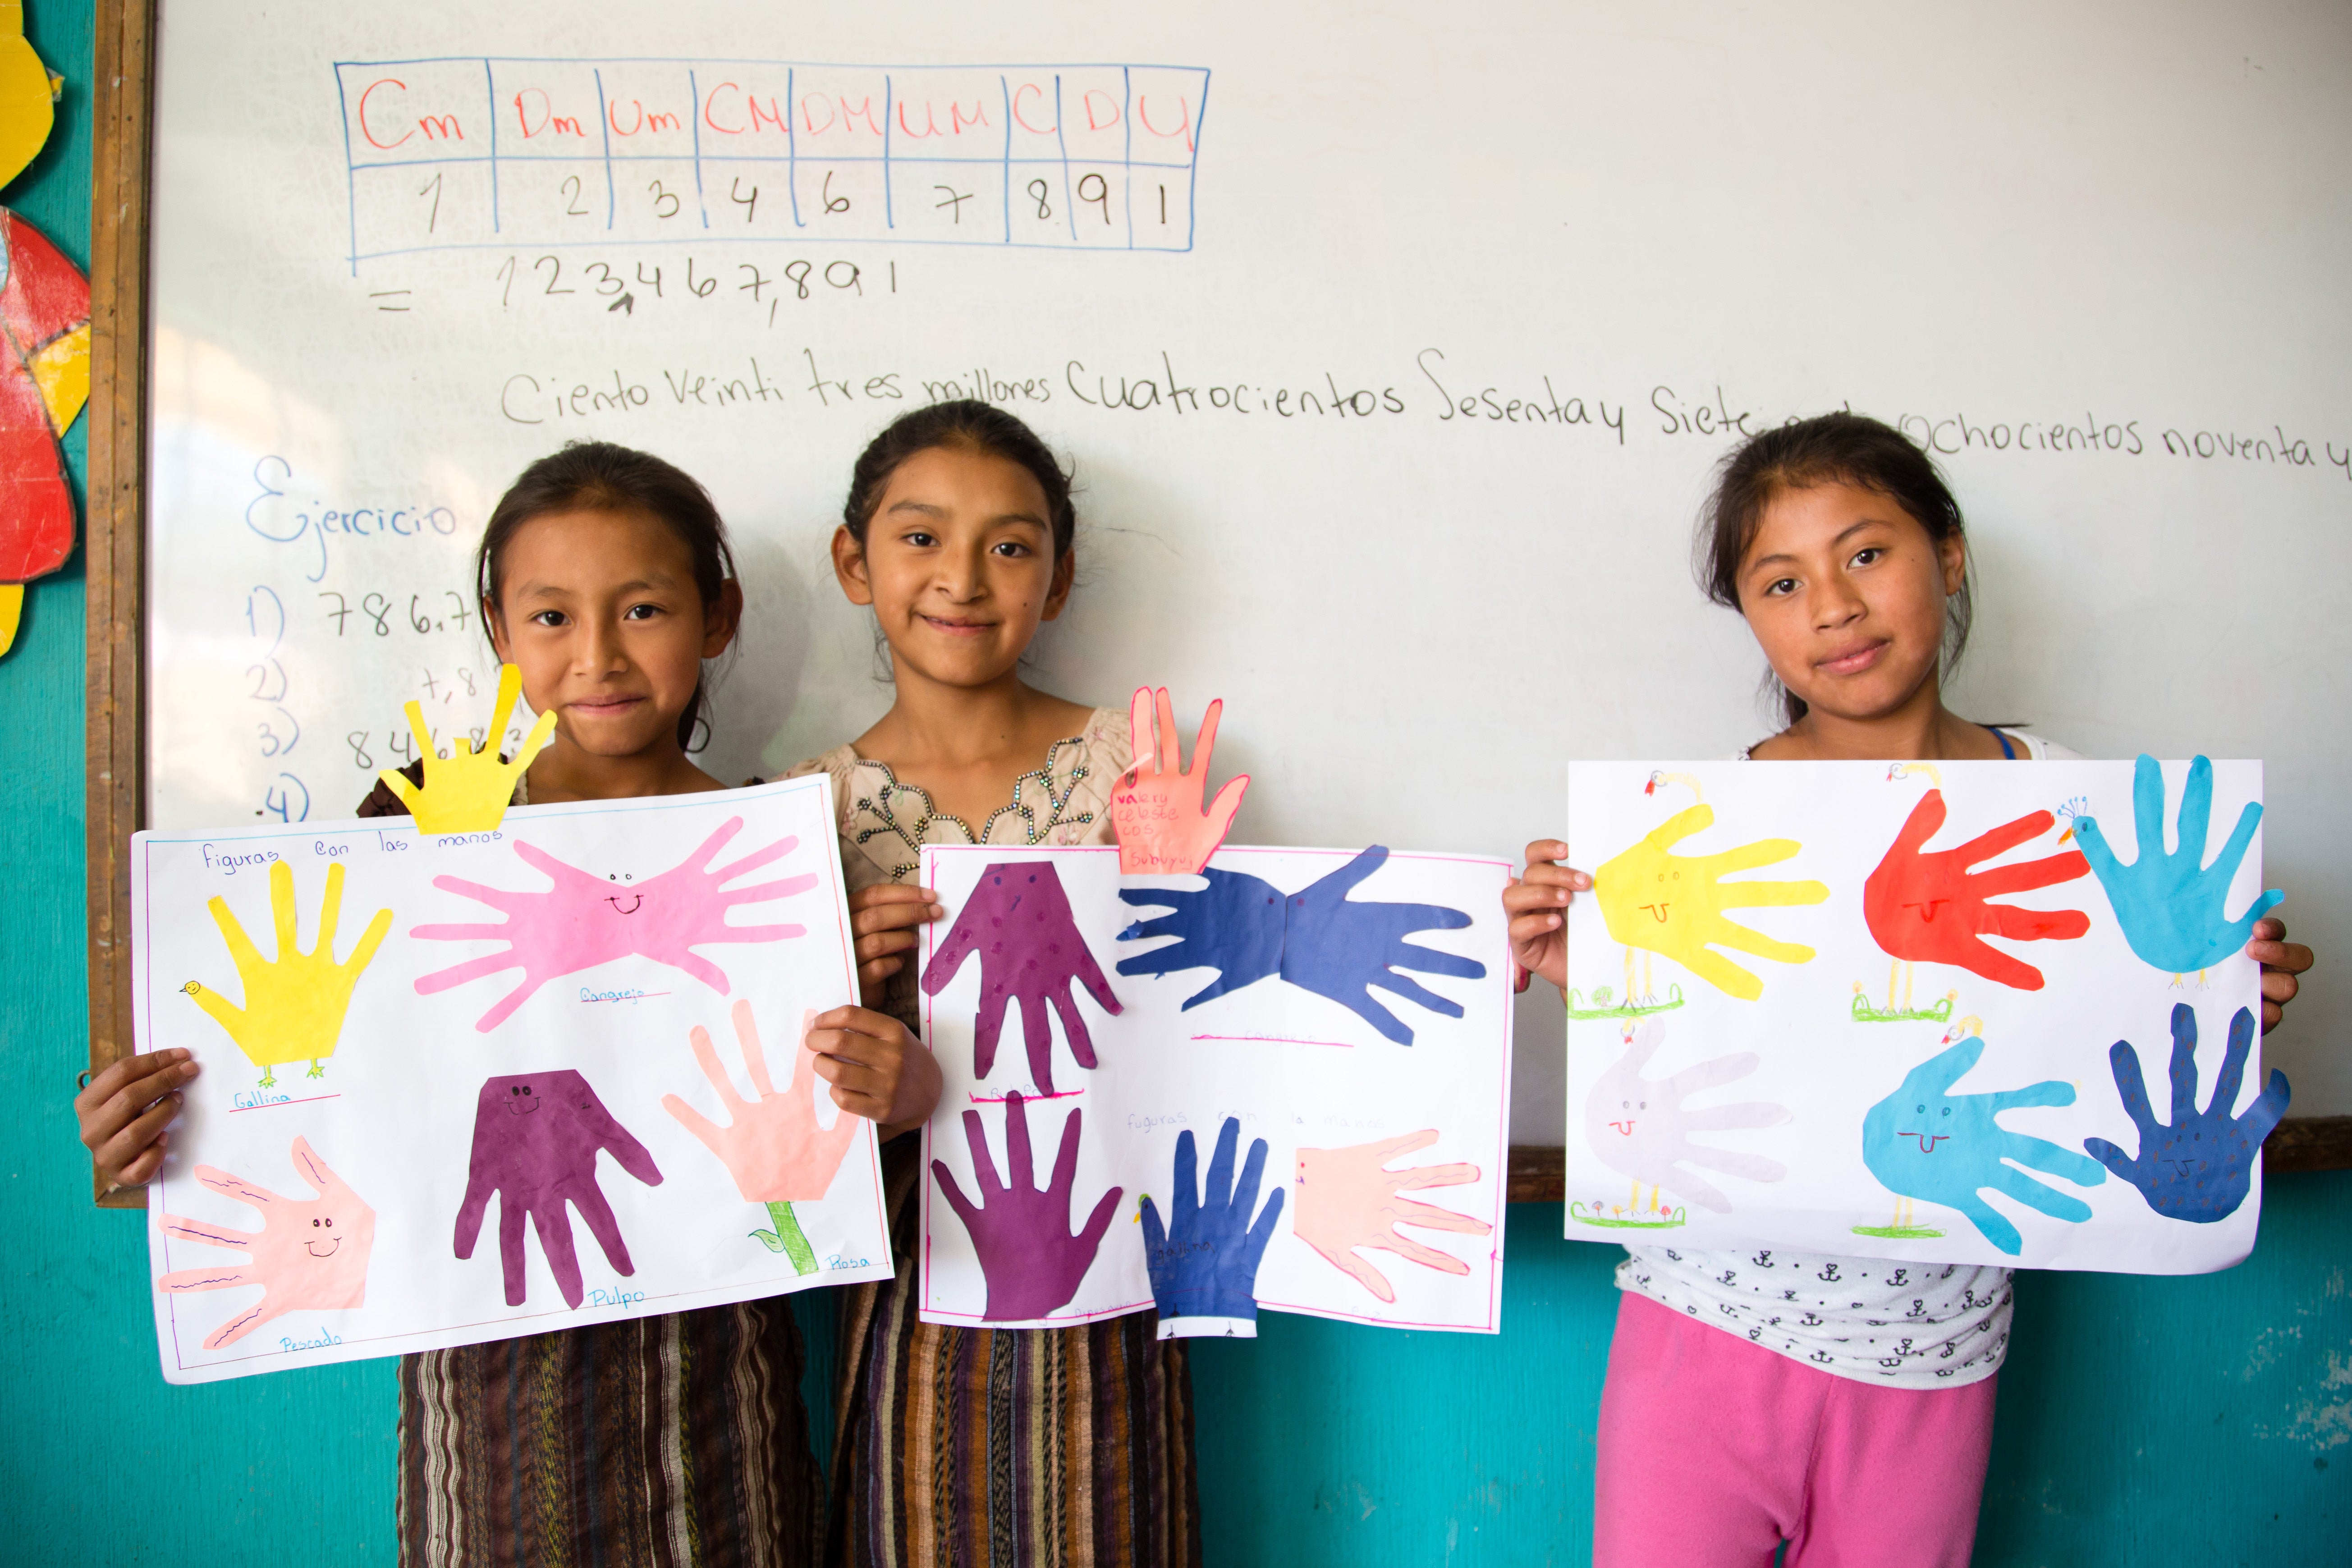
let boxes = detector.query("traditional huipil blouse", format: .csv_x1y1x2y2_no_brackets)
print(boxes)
787,705,1203,1568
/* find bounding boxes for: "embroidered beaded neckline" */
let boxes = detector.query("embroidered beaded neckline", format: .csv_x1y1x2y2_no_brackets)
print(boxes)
844,735,1098,880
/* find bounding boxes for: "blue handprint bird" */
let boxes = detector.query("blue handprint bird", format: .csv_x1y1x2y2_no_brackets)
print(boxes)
1860,1035,2106,1256
1114,845,1487,1044
2073,755,2281,978
2083,1004,2288,1223
1140,1117,1286,1335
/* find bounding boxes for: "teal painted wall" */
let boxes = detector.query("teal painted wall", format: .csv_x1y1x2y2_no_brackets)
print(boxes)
2,5,2344,1562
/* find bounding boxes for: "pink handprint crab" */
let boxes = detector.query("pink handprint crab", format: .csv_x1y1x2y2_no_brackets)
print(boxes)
156,1137,377,1350
413,816,818,1032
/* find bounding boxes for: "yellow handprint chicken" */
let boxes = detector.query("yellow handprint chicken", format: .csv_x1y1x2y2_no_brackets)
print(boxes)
182,861,394,1087
379,663,559,833
1594,804,1828,1001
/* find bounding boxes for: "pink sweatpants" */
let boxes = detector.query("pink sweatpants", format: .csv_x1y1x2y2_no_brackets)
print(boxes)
1594,1293,1998,1568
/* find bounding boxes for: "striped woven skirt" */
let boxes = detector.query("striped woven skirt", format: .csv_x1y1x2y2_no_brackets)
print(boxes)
397,1300,825,1568
825,1137,1201,1568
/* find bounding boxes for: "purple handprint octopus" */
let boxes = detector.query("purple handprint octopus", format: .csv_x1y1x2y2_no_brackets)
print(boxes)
921,862,1123,1094
931,1091,1123,1321
456,1069,664,1308
414,816,816,1032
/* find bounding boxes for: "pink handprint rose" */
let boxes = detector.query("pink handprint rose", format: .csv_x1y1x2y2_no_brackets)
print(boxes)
664,1000,862,1203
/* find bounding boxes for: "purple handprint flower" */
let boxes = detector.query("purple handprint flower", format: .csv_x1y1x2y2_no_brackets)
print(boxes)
455,1069,663,1308
921,862,1123,1094
931,1091,1122,1321
413,816,816,1032
2084,1004,2288,1223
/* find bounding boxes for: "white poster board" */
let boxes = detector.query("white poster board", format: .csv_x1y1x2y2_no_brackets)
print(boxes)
1562,758,2281,1274
917,844,1513,1336
135,776,890,1383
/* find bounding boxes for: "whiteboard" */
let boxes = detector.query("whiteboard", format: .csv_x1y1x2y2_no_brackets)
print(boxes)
144,0,2352,1128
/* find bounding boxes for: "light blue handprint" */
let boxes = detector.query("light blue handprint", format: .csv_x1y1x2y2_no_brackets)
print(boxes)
1117,846,1485,1044
2074,755,2281,976
1860,1036,2106,1255
2084,1003,2288,1224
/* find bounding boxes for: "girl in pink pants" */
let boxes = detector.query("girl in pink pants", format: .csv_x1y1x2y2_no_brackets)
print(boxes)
1504,413,2313,1567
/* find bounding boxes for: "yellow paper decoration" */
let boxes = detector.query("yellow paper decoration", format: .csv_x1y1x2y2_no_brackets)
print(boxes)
380,663,560,833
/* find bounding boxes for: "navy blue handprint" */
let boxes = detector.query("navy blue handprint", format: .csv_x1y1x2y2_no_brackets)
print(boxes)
2074,755,2282,976
1116,845,1486,1044
1140,1117,1286,1337
1113,868,1284,1007
1279,846,1486,1041
2083,1004,2288,1223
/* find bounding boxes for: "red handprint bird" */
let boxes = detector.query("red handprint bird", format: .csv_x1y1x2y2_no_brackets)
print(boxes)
1863,790,2090,992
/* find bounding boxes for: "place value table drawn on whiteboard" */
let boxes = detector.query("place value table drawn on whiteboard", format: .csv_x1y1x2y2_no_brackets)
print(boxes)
333,58,1210,266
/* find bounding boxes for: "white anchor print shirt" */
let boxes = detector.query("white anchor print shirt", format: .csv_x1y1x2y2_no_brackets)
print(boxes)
1616,730,2079,1389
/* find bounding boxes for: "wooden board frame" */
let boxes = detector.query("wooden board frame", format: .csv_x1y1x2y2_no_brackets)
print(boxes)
75,0,2348,1204
84,0,153,1209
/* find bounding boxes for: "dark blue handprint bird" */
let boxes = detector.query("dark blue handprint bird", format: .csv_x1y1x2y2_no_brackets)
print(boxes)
1141,1117,1286,1334
1115,845,1487,1044
1860,1034,2106,1255
2083,1004,2288,1223
2073,755,2281,981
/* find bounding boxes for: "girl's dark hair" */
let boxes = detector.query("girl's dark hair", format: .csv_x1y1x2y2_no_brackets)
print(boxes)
1695,411,1973,728
840,399,1077,556
476,440,738,752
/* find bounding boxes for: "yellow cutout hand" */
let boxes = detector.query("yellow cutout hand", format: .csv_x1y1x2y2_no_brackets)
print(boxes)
183,861,393,1086
380,664,558,833
1593,804,1828,1001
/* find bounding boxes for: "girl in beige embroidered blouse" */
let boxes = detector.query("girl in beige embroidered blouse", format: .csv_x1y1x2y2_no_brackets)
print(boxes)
781,402,1202,1568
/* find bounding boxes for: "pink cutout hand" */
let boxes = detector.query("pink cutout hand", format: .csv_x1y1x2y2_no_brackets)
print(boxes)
1290,1131,1492,1303
414,816,817,1032
1110,686,1250,876
156,1137,377,1349
664,1000,862,1203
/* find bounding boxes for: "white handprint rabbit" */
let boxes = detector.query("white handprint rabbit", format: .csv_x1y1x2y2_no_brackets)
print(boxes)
1583,1019,1792,1214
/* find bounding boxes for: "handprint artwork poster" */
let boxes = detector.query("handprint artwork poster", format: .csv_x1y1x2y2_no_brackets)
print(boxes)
917,843,1513,1337
132,774,892,1384
1563,759,2281,1275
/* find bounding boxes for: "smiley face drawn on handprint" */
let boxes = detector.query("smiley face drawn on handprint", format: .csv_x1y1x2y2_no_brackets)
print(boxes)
1859,1030,2105,1254
156,1137,378,1350
1593,804,1828,1001
413,817,818,1032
